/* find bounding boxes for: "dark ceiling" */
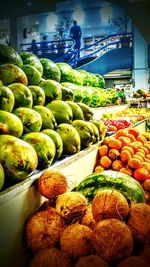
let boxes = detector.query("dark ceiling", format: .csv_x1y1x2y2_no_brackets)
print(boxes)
0,0,150,43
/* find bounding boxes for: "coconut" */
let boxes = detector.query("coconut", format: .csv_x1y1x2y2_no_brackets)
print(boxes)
60,223,93,258
92,219,133,262
127,203,150,244
37,199,56,212
29,247,73,267
139,243,150,264
81,205,96,229
38,170,68,199
92,189,129,222
74,255,110,267
56,192,87,222
116,256,150,267
26,208,65,253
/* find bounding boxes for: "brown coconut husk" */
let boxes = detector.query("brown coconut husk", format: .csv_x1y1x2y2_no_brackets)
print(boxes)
92,189,129,222
139,242,150,264
80,205,96,230
37,199,56,212
38,170,68,199
56,192,87,223
127,203,150,244
29,247,73,267
116,255,150,267
26,208,65,253
92,218,133,262
60,223,93,258
74,255,110,267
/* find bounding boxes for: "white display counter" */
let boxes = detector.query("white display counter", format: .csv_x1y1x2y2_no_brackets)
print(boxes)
92,104,128,120
0,118,147,267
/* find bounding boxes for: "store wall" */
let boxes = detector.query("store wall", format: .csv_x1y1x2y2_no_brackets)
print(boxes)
132,26,149,91
18,0,132,48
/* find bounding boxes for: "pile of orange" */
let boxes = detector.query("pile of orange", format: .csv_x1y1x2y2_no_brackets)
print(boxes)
94,127,150,204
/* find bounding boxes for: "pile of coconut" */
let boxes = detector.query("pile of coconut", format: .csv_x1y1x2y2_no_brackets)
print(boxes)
25,170,150,267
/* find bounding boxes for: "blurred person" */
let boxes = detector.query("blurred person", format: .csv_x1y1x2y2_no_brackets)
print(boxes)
40,35,48,52
116,88,126,104
31,39,38,54
70,20,82,58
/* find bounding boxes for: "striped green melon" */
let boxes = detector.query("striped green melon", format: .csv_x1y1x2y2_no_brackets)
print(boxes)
72,170,145,204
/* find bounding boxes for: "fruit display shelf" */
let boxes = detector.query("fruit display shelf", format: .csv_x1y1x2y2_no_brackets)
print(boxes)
0,118,147,267
92,104,129,120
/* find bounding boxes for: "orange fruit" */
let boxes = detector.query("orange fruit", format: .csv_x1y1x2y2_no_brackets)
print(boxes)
107,125,117,132
128,128,140,138
98,145,109,157
140,146,149,156
118,136,131,147
126,133,136,142
128,158,141,169
108,138,122,150
137,135,147,144
133,168,149,181
138,148,147,156
135,152,145,160
143,179,150,192
115,129,129,138
133,155,144,162
108,148,120,160
102,137,112,146
94,165,105,173
121,146,134,156
120,150,132,163
129,141,142,153
141,162,150,173
112,160,124,171
143,143,150,152
100,156,112,169
146,154,150,160
120,166,133,177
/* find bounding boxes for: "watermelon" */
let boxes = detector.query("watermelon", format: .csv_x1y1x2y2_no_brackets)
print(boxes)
0,64,28,86
21,65,41,85
28,85,45,106
56,62,74,83
19,51,43,76
73,170,146,204
40,58,61,82
95,73,105,88
0,135,38,182
8,83,33,108
0,163,5,191
0,110,23,137
13,107,42,133
79,86,92,106
39,79,62,103
72,69,83,85
61,82,83,103
0,44,23,68
61,85,74,101
21,132,56,170
0,86,15,112
77,70,92,86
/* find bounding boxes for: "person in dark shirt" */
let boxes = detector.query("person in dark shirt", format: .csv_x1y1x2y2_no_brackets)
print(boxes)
31,39,38,54
70,20,82,58
40,35,48,53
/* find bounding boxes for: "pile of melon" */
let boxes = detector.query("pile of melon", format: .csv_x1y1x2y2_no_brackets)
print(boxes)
25,169,150,267
94,127,150,204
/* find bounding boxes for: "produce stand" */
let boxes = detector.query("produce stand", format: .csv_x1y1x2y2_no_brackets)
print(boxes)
0,118,147,267
92,104,129,120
